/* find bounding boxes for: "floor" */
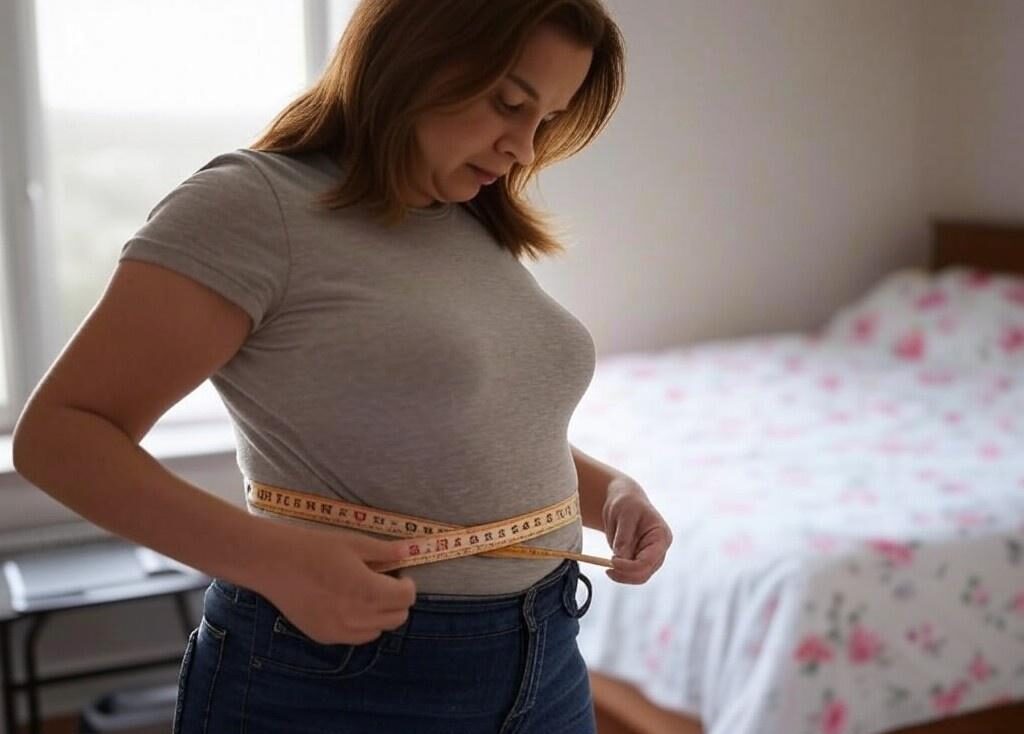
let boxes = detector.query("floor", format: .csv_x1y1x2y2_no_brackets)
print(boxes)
18,713,161,734
18,715,82,733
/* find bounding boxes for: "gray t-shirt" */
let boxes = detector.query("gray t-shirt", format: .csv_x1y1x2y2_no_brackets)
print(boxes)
119,148,596,595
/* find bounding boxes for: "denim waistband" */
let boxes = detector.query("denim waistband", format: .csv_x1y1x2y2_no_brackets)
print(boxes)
211,559,593,637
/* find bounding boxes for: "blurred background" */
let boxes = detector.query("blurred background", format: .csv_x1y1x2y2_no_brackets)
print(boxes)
0,1,1021,731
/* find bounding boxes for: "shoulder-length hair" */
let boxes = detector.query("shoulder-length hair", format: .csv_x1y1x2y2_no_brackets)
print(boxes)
250,0,625,262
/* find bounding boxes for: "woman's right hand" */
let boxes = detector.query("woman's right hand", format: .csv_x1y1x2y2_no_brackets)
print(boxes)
252,522,417,646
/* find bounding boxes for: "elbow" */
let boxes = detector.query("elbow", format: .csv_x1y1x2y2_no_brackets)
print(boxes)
11,424,35,478
11,403,52,477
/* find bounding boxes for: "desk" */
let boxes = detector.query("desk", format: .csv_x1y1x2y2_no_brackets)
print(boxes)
0,539,210,734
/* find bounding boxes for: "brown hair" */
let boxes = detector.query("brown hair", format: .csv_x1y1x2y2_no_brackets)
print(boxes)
250,0,625,261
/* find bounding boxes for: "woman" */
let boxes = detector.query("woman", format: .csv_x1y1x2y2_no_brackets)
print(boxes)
12,0,672,731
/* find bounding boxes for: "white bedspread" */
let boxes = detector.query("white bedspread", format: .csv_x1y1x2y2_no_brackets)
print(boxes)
571,332,1024,734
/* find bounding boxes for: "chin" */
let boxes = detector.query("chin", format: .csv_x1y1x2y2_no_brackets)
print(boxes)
444,186,478,204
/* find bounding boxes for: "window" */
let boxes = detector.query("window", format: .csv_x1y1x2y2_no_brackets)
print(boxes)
1,0,355,433
36,0,310,425
0,150,9,412
1,0,357,533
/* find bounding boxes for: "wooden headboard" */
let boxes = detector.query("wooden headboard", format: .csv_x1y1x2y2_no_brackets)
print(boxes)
931,218,1024,275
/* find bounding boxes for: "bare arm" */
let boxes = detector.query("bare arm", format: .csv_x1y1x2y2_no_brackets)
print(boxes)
14,404,277,589
571,442,638,531
12,259,278,590
13,255,413,645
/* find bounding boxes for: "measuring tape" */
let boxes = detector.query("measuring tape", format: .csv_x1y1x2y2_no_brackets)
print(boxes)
245,479,613,572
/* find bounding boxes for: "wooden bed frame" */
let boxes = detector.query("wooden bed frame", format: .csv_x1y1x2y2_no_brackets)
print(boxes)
930,218,1024,275
588,217,1024,734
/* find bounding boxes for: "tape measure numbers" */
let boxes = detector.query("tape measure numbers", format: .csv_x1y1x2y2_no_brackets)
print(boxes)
245,479,613,572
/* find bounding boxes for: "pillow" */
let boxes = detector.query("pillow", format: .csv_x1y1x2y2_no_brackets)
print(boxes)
821,266,1024,368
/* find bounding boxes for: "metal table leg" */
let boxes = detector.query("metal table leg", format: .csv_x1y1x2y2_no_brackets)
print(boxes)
23,613,48,734
1,619,17,734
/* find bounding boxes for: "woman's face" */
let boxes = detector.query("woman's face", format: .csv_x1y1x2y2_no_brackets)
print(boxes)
407,23,594,207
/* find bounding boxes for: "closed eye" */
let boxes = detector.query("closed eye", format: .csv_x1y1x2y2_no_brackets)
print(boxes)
496,97,524,114
495,97,559,124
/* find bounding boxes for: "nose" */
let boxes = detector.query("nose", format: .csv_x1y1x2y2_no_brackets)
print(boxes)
497,121,537,168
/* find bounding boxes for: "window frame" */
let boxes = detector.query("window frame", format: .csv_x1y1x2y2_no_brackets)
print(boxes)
0,0,342,538
0,0,333,435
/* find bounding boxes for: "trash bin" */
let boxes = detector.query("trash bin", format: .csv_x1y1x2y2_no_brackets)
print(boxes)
77,682,177,733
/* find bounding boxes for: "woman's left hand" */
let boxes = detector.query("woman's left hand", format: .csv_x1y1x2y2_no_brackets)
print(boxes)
601,477,672,584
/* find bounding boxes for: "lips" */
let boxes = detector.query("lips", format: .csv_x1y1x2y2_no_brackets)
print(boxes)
471,162,503,183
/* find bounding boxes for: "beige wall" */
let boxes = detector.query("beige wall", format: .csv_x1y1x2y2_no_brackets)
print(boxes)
531,0,938,356
920,0,1024,220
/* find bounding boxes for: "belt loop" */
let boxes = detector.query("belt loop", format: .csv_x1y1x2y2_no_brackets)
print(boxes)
562,561,592,618
522,586,539,632
575,572,592,618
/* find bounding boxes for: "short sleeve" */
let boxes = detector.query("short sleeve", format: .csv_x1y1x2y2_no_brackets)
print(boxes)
119,149,290,333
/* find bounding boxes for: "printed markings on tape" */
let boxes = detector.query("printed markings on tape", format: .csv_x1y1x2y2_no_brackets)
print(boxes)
245,479,613,572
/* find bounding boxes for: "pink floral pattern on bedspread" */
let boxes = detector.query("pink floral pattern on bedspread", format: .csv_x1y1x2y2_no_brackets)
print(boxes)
570,268,1024,734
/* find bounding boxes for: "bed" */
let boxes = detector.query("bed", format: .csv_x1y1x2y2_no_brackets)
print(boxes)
570,218,1024,734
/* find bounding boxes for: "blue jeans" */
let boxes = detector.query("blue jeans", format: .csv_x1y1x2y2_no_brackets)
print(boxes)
173,559,595,733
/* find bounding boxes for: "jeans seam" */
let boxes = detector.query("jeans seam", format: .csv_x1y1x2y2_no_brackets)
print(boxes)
499,591,539,734
524,619,547,714
172,627,198,734
250,643,381,679
212,578,257,609
404,627,520,641
239,593,260,734
199,618,227,733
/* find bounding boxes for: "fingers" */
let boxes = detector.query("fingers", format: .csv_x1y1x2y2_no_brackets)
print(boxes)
608,542,666,583
350,534,409,562
336,593,412,644
377,607,411,631
606,561,648,584
608,556,645,579
364,568,417,610
348,607,410,637
611,524,635,557
340,531,417,610
336,625,391,645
